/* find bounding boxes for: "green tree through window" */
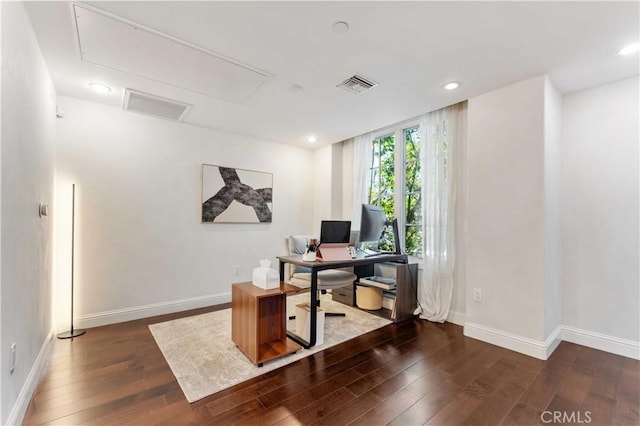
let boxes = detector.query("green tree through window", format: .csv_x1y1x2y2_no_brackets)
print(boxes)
368,134,395,251
367,124,423,257
404,127,422,257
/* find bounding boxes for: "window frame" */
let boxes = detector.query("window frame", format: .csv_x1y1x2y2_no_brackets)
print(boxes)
368,117,422,257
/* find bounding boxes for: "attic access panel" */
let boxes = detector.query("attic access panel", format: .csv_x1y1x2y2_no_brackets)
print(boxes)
74,4,271,104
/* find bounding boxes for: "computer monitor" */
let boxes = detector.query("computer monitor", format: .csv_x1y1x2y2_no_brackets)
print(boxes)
359,204,402,254
319,220,351,244
359,204,388,243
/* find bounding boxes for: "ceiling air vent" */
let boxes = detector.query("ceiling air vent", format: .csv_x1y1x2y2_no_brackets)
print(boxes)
337,74,378,94
123,89,192,121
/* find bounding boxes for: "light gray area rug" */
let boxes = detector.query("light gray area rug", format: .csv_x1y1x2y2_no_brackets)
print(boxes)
149,293,391,403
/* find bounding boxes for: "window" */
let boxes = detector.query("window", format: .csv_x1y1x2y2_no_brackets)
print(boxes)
367,122,423,257
403,127,422,257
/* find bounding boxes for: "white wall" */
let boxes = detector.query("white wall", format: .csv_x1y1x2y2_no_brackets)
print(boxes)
562,76,639,343
330,143,344,219
1,2,56,423
313,145,332,235
543,77,563,339
341,139,354,221
55,96,314,327
466,76,547,343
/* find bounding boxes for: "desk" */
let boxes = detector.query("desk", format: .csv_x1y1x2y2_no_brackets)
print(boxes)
277,252,408,349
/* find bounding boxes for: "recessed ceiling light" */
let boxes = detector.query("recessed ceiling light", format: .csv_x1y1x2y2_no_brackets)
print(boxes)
307,135,317,143
618,43,640,56
443,81,461,91
332,21,349,34
89,82,111,94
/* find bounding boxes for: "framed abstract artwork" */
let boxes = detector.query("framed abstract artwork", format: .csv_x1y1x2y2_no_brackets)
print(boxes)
201,164,273,223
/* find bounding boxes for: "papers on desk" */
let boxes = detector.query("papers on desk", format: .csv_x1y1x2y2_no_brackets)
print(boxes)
358,276,396,290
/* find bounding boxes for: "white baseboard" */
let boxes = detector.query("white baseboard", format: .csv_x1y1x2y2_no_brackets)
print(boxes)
72,292,231,330
6,329,55,426
446,310,466,326
464,322,562,360
546,328,563,358
562,326,640,360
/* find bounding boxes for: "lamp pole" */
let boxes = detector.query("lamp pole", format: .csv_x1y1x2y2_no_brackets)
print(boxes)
58,184,86,339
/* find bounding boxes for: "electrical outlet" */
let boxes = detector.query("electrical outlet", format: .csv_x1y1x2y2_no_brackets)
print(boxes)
10,343,16,374
473,288,483,303
233,265,240,276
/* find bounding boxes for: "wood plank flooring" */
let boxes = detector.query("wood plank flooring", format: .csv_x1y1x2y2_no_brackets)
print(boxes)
23,304,639,425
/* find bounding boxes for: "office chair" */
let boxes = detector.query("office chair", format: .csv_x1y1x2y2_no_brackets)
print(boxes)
285,235,357,317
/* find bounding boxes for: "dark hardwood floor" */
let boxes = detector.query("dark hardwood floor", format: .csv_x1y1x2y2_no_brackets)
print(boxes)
23,304,639,425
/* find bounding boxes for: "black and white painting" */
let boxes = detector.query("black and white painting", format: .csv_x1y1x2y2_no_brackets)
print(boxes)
201,164,273,223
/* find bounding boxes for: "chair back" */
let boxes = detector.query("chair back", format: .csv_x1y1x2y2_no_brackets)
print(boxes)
284,235,315,281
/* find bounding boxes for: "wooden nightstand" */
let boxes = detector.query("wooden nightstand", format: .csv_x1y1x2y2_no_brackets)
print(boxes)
231,281,302,366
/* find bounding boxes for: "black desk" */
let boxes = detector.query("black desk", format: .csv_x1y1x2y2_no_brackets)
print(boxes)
277,252,408,349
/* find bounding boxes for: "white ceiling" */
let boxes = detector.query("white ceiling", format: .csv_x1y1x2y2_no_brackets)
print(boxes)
25,1,639,149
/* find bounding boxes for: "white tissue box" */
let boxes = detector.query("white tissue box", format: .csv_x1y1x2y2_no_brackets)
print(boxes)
252,259,279,290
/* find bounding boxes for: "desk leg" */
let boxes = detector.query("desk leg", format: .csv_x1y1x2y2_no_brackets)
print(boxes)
283,260,315,349
308,269,318,347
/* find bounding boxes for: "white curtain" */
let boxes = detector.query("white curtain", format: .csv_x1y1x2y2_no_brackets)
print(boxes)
351,132,373,229
414,102,466,322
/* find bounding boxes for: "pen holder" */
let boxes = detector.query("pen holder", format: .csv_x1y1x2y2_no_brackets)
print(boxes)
302,238,318,261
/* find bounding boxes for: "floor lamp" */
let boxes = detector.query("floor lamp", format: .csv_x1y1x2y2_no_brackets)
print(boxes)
58,184,86,339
